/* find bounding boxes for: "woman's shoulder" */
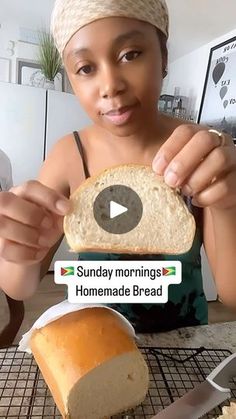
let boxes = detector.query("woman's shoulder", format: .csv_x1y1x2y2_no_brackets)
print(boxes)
37,131,91,197
50,124,94,149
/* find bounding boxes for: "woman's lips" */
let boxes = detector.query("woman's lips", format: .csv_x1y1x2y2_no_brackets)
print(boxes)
102,106,135,126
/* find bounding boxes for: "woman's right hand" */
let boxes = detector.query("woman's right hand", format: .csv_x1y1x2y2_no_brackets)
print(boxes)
0,180,72,265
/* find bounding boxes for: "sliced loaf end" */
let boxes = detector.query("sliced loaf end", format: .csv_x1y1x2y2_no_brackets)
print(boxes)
68,350,149,419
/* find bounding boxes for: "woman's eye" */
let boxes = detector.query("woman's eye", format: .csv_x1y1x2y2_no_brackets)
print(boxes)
77,65,93,75
121,51,141,62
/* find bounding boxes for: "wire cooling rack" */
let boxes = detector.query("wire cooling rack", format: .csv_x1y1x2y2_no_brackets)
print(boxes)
0,345,235,419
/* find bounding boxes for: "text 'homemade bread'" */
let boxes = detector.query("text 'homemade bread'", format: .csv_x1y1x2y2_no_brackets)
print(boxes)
64,165,196,254
30,308,149,419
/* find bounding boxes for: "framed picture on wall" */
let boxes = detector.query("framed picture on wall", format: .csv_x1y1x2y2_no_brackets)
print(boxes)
0,57,11,83
198,36,236,143
16,59,65,92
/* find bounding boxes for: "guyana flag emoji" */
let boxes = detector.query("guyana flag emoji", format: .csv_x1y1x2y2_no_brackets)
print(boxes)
162,266,176,276
61,266,74,276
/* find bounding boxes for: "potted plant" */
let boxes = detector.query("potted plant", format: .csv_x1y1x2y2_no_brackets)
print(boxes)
38,31,62,90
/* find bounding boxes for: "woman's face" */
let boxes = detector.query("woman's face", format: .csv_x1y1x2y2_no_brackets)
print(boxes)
63,17,166,137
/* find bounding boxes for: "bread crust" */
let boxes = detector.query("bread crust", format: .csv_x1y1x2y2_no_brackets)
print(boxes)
30,308,147,418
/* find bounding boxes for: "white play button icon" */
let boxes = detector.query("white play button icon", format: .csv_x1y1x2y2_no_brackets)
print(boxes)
110,201,128,219
93,185,143,234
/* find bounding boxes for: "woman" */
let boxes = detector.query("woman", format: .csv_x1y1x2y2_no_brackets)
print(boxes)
0,0,235,333
0,149,24,347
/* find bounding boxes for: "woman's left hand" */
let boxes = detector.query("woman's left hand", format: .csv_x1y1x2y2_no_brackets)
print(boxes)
152,124,236,210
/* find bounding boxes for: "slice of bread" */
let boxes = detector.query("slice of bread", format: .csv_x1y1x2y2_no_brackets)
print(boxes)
64,164,196,254
30,308,149,419
216,401,236,418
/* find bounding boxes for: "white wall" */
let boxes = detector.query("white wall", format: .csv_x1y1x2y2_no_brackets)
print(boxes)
163,28,236,120
0,22,19,83
0,22,41,83
0,22,69,92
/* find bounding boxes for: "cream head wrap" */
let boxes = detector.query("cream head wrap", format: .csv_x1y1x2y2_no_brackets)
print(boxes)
51,0,169,57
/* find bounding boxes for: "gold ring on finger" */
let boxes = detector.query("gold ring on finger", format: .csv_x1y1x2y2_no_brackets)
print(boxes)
208,129,226,147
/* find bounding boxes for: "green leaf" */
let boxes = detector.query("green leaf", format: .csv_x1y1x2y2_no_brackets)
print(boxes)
37,31,62,81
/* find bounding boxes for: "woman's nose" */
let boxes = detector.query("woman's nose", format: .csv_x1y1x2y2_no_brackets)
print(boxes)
99,66,126,99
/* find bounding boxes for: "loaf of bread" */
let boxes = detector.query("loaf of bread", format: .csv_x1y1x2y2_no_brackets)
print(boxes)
30,307,149,419
216,401,236,418
64,164,196,254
